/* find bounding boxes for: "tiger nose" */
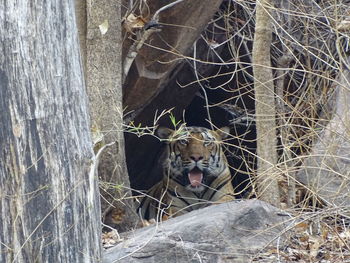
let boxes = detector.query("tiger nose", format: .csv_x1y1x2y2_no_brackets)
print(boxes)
190,155,203,161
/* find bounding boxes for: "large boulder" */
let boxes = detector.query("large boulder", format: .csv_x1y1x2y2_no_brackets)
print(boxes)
103,200,294,263
296,60,350,209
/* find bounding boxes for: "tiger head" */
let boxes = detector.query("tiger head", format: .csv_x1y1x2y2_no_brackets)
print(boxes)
157,126,230,193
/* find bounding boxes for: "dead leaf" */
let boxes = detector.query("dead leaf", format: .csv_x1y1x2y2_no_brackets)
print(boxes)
337,18,350,32
102,229,122,248
124,13,147,33
309,235,321,259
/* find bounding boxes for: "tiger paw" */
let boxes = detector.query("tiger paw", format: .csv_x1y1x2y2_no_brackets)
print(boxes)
139,218,157,227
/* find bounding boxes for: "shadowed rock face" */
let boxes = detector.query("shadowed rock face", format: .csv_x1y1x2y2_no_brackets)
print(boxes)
296,59,350,209
122,2,259,195
122,0,223,117
103,200,294,263
122,1,230,193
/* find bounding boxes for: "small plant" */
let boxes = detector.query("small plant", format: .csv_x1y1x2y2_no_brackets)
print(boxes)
169,111,182,129
123,108,176,137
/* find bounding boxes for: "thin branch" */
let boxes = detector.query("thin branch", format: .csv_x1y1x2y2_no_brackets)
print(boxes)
152,0,186,22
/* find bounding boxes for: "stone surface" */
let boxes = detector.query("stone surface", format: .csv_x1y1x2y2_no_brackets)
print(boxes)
296,61,350,210
103,200,294,263
122,0,222,117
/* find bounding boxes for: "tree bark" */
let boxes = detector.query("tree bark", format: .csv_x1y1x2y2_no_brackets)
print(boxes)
252,0,281,207
75,0,87,74
86,1,139,231
0,1,101,262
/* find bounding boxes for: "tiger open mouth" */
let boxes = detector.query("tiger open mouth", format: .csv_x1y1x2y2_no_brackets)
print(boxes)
188,167,203,187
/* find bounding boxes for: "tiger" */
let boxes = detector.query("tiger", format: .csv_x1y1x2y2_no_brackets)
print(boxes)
138,125,235,221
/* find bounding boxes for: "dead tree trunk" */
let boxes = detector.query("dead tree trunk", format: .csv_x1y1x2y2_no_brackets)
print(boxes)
86,1,139,231
75,0,87,73
0,1,101,262
252,0,281,207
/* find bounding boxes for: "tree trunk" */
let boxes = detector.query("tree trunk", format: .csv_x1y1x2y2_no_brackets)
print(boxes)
252,0,281,207
75,0,87,74
0,1,101,262
86,1,139,231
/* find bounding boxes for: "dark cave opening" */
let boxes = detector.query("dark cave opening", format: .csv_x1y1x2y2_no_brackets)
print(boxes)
125,27,258,198
184,87,256,198
126,82,257,198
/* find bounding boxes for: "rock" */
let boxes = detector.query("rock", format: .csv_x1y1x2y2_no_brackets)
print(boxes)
103,199,293,263
296,58,350,210
122,0,222,116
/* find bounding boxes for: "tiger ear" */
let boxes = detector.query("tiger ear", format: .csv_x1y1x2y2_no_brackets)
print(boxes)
156,127,174,140
215,126,230,140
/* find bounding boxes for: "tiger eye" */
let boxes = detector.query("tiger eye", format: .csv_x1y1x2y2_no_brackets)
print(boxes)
203,140,214,147
179,139,188,145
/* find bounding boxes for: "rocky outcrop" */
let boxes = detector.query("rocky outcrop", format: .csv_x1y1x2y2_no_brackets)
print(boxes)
103,200,294,263
296,59,350,209
122,0,222,117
